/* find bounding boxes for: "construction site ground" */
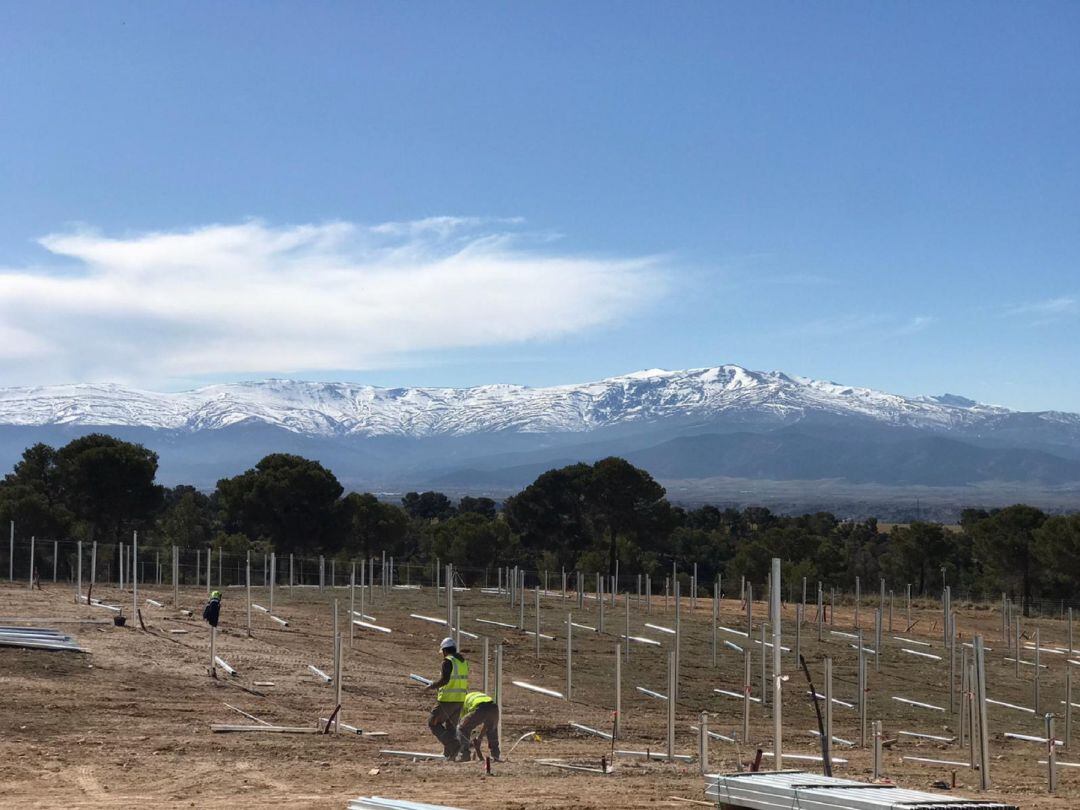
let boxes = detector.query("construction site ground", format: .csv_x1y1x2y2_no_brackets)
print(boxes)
1,579,1075,808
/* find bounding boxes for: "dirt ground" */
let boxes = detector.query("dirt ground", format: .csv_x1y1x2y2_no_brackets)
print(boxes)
0,579,1075,808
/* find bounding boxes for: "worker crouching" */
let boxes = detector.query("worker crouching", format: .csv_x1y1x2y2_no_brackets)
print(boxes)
456,690,500,762
426,637,469,760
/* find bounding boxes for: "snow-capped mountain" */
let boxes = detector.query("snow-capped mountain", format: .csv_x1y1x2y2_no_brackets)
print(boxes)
3,366,1080,503
0,365,1073,438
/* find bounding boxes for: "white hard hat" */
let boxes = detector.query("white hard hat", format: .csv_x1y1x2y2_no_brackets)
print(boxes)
440,637,456,650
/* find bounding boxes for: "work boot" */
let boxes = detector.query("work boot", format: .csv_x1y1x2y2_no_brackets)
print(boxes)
457,748,472,762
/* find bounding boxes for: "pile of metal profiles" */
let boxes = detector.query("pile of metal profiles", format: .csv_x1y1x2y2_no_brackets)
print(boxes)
706,771,1019,810
347,799,468,810
0,626,85,653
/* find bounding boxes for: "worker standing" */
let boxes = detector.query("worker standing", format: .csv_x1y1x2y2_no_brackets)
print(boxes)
456,690,500,762
426,637,469,759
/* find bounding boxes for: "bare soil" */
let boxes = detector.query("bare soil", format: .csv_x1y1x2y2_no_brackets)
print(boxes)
0,581,1074,808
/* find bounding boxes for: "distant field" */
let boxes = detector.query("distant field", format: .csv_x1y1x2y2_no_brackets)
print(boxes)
877,522,962,533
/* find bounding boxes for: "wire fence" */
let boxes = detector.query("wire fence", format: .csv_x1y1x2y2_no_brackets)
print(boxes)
3,534,1076,620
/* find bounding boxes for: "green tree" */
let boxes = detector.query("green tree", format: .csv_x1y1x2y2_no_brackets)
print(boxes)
587,457,670,576
157,485,217,548
1034,514,1080,600
342,492,409,559
883,522,951,595
458,496,497,520
402,491,456,521
967,504,1047,612
216,454,344,554
55,434,163,543
430,512,514,568
504,463,595,569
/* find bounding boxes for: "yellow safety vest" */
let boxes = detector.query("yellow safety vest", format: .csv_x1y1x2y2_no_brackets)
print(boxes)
437,656,469,703
462,691,494,715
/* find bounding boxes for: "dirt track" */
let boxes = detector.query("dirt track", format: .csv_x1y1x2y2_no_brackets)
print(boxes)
1,580,1075,808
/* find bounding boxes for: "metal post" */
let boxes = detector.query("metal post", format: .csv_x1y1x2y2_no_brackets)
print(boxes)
495,643,503,753
349,563,356,648
771,557,782,769
566,613,572,701
205,545,211,594
817,583,823,641
483,636,490,694
1016,614,1022,678
172,545,178,606
854,576,860,629
518,569,525,630
711,586,718,667
743,649,751,742
795,603,802,664
52,539,57,583
334,631,343,734
858,629,867,747
746,582,753,636
1068,668,1074,752
8,521,12,581
974,635,991,789
289,553,294,590
28,535,35,590
824,657,833,769
872,719,882,779
875,608,882,673
131,532,138,620
598,573,604,633
960,646,969,748
674,579,681,701
759,622,768,709
76,540,82,603
615,641,622,740
1048,713,1057,794
699,711,709,775
1035,626,1041,714
624,589,630,663
535,587,541,657
246,551,252,637
666,649,675,760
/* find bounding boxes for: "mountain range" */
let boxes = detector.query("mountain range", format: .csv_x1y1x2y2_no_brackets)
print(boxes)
2,366,1080,516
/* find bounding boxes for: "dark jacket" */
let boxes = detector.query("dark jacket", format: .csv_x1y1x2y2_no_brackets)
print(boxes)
202,597,221,627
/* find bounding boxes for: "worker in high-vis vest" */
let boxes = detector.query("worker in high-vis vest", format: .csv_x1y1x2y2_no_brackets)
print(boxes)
425,637,469,759
456,690,500,762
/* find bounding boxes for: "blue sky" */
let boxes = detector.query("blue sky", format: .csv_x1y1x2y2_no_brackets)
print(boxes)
0,2,1077,410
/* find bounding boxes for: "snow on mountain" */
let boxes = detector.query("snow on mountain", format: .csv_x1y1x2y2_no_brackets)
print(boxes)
0,365,1071,439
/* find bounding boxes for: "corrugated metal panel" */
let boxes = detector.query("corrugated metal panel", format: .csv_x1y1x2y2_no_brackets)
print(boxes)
705,771,1018,810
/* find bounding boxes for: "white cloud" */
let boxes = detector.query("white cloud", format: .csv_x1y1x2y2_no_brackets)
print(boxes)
1007,296,1077,317
0,218,662,385
893,315,935,336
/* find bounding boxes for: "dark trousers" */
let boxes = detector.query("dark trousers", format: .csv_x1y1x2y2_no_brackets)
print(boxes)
457,702,500,760
428,702,462,756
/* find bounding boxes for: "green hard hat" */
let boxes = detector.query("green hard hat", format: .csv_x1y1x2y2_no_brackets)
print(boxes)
211,590,222,599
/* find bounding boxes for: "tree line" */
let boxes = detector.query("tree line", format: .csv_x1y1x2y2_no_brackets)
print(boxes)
1,434,1078,605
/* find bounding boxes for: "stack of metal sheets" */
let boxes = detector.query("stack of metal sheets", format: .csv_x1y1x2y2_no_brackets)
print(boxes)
348,800,468,810
0,626,85,653
706,771,1018,810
